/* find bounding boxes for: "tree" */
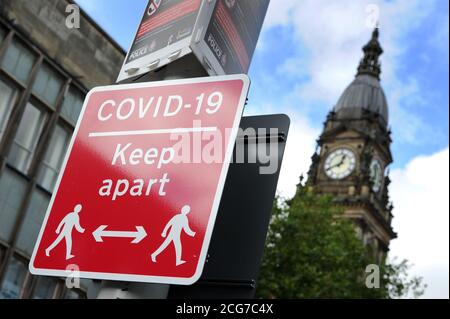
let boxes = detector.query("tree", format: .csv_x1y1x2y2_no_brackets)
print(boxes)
257,183,426,299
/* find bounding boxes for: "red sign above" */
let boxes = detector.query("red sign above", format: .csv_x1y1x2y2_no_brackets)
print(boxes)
29,75,250,285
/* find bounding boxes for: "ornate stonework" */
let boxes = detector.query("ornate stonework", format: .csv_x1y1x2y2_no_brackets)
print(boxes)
305,29,396,260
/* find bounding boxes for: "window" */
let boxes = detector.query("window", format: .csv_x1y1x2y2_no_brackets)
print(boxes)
1,38,36,83
36,124,72,191
8,102,47,173
0,27,6,46
32,63,64,106
0,257,27,299
0,246,4,263
0,169,28,242
32,277,57,299
0,78,18,140
61,87,84,124
16,189,50,256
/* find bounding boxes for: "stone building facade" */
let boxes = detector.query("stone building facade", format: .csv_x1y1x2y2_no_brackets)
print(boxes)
0,0,125,298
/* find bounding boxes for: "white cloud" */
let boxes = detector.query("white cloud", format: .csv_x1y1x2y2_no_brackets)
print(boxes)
276,114,320,199
264,0,299,28
389,147,449,299
262,0,437,144
244,102,320,199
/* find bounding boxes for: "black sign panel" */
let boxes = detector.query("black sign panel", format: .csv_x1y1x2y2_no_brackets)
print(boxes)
126,0,201,64
169,114,290,298
204,0,270,74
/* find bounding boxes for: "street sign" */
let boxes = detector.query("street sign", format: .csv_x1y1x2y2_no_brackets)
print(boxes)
29,75,250,285
117,0,269,82
198,0,270,75
122,0,203,74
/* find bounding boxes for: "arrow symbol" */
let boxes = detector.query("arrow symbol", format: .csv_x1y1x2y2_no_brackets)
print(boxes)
93,226,147,244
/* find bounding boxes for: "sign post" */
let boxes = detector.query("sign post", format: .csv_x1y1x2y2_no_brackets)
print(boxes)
117,0,270,82
29,75,250,287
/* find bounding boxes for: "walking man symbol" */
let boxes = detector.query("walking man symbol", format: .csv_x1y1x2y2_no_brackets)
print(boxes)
151,205,196,266
45,204,85,260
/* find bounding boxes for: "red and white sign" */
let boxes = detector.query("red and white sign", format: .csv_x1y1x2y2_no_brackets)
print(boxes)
29,75,250,285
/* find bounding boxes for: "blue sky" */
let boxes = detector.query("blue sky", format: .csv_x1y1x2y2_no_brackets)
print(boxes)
76,0,449,298
77,0,448,169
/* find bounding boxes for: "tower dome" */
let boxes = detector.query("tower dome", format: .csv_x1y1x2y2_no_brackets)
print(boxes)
334,29,389,126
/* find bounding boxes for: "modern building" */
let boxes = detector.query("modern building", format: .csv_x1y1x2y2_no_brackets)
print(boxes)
0,0,125,298
305,29,397,260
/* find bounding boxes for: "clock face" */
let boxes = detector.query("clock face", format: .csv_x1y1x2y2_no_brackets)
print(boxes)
324,148,356,180
370,159,383,192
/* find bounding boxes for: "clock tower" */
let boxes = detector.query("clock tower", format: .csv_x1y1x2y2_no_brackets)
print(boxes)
306,29,397,261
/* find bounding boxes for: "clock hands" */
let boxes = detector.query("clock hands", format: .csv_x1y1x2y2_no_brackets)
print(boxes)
325,149,356,180
327,155,347,172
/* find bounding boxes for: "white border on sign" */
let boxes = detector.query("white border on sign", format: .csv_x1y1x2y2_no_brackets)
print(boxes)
29,74,251,286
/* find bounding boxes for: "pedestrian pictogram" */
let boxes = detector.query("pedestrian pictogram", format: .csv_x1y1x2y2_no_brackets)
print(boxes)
151,205,196,266
45,204,85,260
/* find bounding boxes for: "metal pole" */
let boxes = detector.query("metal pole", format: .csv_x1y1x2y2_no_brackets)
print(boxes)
96,281,170,299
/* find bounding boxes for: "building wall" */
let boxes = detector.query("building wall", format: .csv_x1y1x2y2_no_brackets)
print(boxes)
0,0,124,89
0,0,125,299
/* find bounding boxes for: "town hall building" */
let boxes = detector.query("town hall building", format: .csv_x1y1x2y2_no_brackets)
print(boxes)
305,29,397,261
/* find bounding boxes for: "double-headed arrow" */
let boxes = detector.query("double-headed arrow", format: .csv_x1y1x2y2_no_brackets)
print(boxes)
93,225,147,244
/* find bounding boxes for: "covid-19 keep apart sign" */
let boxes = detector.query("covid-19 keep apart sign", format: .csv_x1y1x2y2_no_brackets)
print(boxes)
29,75,250,285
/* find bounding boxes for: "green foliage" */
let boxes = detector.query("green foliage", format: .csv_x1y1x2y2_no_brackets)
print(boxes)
383,259,427,299
257,185,426,299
